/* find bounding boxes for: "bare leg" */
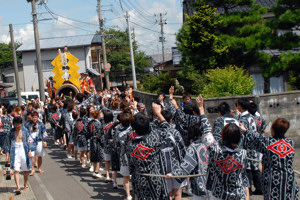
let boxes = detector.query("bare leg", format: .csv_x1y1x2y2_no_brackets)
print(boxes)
30,156,35,175
123,176,131,198
74,150,78,160
80,151,85,166
245,187,250,200
112,171,117,183
23,171,29,189
37,157,44,173
173,188,182,200
35,154,38,167
169,192,173,200
105,161,110,179
14,171,21,190
86,152,90,164
94,162,100,173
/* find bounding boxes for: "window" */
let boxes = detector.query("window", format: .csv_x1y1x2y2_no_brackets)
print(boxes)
35,60,53,72
3,76,14,83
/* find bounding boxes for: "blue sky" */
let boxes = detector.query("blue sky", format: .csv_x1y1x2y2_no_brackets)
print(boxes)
0,0,183,55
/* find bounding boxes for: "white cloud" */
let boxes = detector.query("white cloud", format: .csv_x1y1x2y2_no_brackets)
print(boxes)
109,0,183,55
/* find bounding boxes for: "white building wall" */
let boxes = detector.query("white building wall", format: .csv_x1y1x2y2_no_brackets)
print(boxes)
1,66,25,94
22,46,91,92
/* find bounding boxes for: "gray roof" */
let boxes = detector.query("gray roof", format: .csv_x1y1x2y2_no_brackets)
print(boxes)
87,67,100,76
216,0,277,15
150,53,173,65
259,47,300,56
17,34,102,52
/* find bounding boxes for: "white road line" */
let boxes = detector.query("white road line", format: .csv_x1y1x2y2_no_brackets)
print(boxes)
34,174,55,200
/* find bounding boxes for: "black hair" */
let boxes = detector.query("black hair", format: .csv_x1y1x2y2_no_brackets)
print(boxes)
134,95,140,103
13,116,23,124
185,121,203,146
119,93,127,99
192,104,200,115
79,108,86,118
103,110,113,123
218,102,231,116
183,104,199,115
7,105,14,114
76,93,86,103
222,123,241,149
132,113,150,136
248,102,257,115
237,98,249,111
157,92,165,99
161,110,172,123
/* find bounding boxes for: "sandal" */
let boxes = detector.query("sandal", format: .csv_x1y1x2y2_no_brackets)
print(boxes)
38,170,44,174
29,172,35,176
23,186,29,191
14,189,21,195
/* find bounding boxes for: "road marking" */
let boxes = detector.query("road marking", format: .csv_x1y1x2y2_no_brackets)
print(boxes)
34,173,55,200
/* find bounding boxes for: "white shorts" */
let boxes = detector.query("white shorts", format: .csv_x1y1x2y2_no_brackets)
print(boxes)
74,145,78,151
120,165,130,176
77,144,87,152
14,142,29,171
36,141,45,157
103,153,111,161
69,135,74,145
166,178,187,192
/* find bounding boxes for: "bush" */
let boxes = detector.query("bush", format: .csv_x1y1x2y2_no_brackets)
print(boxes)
202,65,256,98
139,72,176,94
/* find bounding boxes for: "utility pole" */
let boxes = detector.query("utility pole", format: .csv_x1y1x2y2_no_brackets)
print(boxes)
126,11,137,89
97,0,110,89
97,49,103,90
9,24,22,106
159,13,167,62
27,0,45,102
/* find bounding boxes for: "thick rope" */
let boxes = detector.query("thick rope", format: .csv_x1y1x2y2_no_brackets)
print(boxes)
136,172,206,178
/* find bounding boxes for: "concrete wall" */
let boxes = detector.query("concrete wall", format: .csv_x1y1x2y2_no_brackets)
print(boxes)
133,90,300,147
22,46,91,92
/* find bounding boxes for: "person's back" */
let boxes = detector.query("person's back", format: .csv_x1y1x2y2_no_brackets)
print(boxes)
244,118,299,200
127,107,170,199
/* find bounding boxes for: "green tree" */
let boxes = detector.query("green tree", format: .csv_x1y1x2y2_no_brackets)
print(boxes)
176,0,227,94
139,72,176,94
0,42,21,68
202,65,255,97
257,0,300,89
97,29,151,82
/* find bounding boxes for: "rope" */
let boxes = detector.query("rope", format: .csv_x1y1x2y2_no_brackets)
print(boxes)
135,172,206,178
294,170,300,176
246,157,261,162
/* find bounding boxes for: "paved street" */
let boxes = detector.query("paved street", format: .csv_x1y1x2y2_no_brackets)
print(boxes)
1,127,299,200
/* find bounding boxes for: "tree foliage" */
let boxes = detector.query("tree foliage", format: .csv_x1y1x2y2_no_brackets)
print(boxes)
176,0,228,72
202,65,255,97
97,29,151,82
139,72,176,94
0,42,21,68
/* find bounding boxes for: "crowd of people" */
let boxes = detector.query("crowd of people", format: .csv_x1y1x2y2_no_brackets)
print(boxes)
0,85,299,200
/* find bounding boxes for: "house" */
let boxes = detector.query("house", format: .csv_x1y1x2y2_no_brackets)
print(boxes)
17,34,102,92
151,49,184,77
0,64,25,96
181,0,294,95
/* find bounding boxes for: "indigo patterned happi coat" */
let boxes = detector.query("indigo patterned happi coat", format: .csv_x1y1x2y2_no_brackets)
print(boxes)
4,126,36,169
171,138,209,197
201,115,247,200
127,121,170,200
245,130,299,200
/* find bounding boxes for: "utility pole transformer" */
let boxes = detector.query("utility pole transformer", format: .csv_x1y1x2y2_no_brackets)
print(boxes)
97,0,110,89
28,0,45,102
9,24,22,106
126,11,137,90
